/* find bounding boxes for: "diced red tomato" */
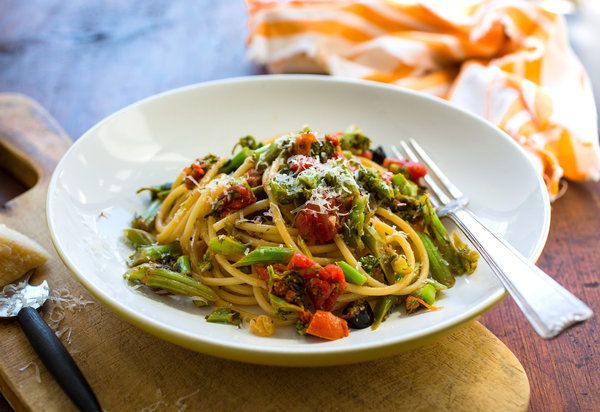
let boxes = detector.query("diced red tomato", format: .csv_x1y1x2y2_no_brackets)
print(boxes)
292,132,318,156
295,204,341,245
318,264,347,289
245,168,262,188
325,132,342,146
215,184,256,218
332,151,344,160
288,253,317,270
383,158,428,181
361,150,373,160
255,265,269,281
306,310,349,340
289,155,317,174
304,264,346,311
183,160,209,189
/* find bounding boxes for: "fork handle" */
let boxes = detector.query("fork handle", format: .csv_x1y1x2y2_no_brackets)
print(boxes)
449,208,593,338
17,306,102,411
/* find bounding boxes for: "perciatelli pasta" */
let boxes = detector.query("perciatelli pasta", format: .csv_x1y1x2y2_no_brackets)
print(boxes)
123,127,479,340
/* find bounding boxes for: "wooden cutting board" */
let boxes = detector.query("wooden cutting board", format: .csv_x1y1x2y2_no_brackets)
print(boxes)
0,94,530,412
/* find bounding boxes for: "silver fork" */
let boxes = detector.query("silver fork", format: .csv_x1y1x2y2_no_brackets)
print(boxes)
392,139,593,339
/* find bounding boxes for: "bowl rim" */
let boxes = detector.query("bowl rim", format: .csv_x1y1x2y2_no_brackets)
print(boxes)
46,74,551,366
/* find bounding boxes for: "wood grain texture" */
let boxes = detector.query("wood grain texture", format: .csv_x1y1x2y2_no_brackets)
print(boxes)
0,94,530,411
0,0,598,410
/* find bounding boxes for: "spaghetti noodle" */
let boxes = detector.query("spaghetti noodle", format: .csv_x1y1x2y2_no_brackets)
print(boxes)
123,127,479,340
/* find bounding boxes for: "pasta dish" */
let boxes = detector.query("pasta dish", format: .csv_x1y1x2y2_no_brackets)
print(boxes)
123,127,478,340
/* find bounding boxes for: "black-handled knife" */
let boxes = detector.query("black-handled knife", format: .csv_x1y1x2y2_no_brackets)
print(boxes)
0,272,101,411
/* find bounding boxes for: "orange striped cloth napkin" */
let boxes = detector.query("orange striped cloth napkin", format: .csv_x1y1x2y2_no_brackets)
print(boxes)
246,0,600,198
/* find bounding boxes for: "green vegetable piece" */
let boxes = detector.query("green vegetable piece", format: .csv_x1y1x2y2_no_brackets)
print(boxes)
310,140,337,162
233,247,295,267
220,147,252,174
453,233,479,274
391,173,418,197
131,198,162,231
192,298,210,307
362,226,381,256
421,196,463,275
357,168,393,202
362,226,396,283
174,255,192,275
205,307,242,326
123,228,156,248
371,296,398,330
269,174,303,204
417,232,455,287
256,142,282,169
337,261,368,286
233,135,260,152
128,243,182,266
413,283,437,305
359,255,380,274
343,196,367,248
427,278,448,291
269,294,303,319
124,263,216,302
137,183,172,200
340,126,371,155
209,235,247,257
197,251,213,273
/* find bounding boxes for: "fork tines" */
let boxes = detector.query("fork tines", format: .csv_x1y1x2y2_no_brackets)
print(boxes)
391,140,465,209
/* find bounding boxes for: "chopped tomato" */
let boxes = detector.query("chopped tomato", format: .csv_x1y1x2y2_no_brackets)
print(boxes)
288,253,317,270
255,265,269,281
215,184,256,218
383,158,427,181
289,155,317,174
245,168,262,188
304,264,346,311
361,150,373,160
306,310,349,340
292,132,318,156
295,204,341,245
325,132,342,146
183,160,209,189
318,264,347,289
332,151,344,160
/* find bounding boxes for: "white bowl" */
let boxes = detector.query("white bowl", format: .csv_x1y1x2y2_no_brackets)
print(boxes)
47,75,550,366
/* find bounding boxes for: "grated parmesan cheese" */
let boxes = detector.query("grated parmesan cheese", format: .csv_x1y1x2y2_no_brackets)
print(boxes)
174,389,200,412
140,389,167,412
18,361,41,384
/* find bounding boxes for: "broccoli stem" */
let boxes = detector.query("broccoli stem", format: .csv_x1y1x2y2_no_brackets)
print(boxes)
125,264,216,302
205,307,242,326
128,242,182,266
123,228,156,248
209,235,247,258
417,232,455,287
233,247,294,267
220,147,253,174
337,261,368,285
371,295,398,330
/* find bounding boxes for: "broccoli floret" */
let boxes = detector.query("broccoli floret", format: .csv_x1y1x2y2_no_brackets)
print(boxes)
359,255,380,273
269,173,303,205
356,168,393,202
340,126,371,155
343,196,367,248
233,135,261,152
310,140,337,163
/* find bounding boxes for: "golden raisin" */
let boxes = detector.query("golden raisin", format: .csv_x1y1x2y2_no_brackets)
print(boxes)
249,315,275,337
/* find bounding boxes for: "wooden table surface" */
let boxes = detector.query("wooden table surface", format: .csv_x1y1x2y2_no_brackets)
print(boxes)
1,1,598,411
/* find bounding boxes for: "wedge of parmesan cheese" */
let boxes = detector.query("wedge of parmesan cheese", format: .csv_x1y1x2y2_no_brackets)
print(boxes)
0,224,50,286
